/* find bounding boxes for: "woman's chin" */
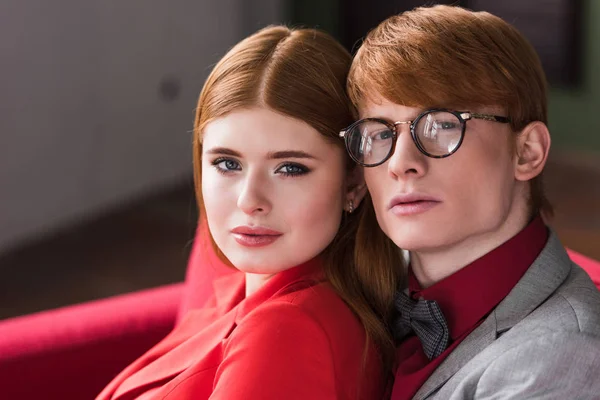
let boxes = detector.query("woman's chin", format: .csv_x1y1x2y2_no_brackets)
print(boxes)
225,256,294,275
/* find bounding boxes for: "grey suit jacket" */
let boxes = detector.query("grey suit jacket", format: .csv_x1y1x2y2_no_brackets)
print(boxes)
414,231,600,400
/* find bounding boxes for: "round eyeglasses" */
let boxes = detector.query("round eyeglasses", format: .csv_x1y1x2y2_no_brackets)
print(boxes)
339,109,511,167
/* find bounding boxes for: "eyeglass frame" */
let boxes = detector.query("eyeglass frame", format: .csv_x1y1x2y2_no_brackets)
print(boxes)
339,108,511,167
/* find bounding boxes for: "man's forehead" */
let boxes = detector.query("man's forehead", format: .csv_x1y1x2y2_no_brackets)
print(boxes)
358,96,505,120
358,96,420,120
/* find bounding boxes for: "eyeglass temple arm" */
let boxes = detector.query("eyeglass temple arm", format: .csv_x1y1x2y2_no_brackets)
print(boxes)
466,112,511,123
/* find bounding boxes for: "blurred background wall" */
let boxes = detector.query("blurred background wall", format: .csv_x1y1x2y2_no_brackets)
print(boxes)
1,0,598,319
0,0,286,318
549,0,600,152
0,0,284,255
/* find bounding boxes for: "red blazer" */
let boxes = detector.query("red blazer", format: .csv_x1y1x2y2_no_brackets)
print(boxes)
96,259,383,400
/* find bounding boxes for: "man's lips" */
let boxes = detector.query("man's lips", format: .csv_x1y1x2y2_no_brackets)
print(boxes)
388,193,441,216
388,193,441,209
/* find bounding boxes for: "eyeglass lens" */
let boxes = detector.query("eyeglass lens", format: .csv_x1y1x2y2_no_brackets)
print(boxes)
346,111,464,165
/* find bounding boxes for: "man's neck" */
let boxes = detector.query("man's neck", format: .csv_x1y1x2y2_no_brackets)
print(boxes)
411,206,531,288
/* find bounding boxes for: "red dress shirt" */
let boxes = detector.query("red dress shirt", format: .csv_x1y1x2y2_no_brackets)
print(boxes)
391,217,549,400
97,258,383,400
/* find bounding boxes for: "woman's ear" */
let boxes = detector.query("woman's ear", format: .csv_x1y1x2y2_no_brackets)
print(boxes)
344,166,368,212
514,121,551,182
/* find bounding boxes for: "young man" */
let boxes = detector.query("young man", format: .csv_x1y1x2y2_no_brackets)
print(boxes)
342,5,600,399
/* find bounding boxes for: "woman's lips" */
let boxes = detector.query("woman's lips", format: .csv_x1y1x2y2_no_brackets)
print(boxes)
231,226,283,248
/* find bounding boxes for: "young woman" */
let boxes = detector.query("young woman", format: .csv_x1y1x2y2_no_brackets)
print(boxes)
96,26,401,400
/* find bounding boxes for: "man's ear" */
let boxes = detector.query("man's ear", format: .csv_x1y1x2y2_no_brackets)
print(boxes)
344,166,368,212
514,121,551,182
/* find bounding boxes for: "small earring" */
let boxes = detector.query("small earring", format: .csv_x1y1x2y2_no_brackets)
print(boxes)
347,200,354,213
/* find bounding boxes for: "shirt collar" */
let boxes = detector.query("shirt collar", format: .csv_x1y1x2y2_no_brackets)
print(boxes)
408,216,549,340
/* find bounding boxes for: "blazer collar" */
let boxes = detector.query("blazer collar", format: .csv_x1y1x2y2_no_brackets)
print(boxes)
414,230,571,400
493,231,571,332
105,258,323,400
235,257,323,322
109,293,241,399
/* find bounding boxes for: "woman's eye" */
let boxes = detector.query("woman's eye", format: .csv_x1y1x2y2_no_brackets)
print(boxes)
212,158,241,174
276,163,309,177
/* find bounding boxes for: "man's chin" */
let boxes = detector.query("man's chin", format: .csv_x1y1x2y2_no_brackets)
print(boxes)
387,232,452,254
386,222,438,248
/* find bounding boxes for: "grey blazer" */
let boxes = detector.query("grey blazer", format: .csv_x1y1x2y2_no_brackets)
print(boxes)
414,231,600,400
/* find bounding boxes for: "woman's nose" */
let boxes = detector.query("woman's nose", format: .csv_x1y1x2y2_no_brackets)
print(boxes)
236,171,272,215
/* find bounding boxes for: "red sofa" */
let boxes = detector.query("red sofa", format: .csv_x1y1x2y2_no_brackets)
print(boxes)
1,223,599,400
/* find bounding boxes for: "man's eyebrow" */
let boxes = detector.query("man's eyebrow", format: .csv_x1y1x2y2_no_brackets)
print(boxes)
266,150,318,160
367,114,417,122
204,147,242,157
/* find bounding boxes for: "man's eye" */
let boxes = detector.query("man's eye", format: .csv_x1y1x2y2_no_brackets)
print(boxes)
373,129,395,140
438,121,459,130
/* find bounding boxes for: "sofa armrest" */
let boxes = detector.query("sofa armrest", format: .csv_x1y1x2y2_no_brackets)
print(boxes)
0,283,183,400
567,249,600,287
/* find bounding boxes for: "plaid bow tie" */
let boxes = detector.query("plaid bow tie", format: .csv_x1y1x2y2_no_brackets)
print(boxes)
393,291,450,360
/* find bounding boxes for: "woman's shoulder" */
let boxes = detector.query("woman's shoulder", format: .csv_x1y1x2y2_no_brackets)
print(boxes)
224,281,382,399
278,280,352,312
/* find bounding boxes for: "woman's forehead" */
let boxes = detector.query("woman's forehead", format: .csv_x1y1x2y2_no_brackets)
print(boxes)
202,108,343,160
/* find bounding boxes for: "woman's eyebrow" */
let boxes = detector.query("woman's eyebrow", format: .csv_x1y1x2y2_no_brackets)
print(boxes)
267,150,318,160
205,147,241,157
205,148,319,160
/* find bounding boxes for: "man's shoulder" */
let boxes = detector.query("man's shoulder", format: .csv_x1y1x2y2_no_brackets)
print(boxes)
428,263,600,399
530,262,600,335
432,331,600,399
491,262,600,353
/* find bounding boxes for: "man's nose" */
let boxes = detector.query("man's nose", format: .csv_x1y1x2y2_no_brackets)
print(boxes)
387,125,428,179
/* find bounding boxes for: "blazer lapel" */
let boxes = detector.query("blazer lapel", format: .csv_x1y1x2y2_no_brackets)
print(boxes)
99,260,319,400
493,231,571,333
413,314,497,400
112,308,238,400
100,273,245,400
414,230,571,400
